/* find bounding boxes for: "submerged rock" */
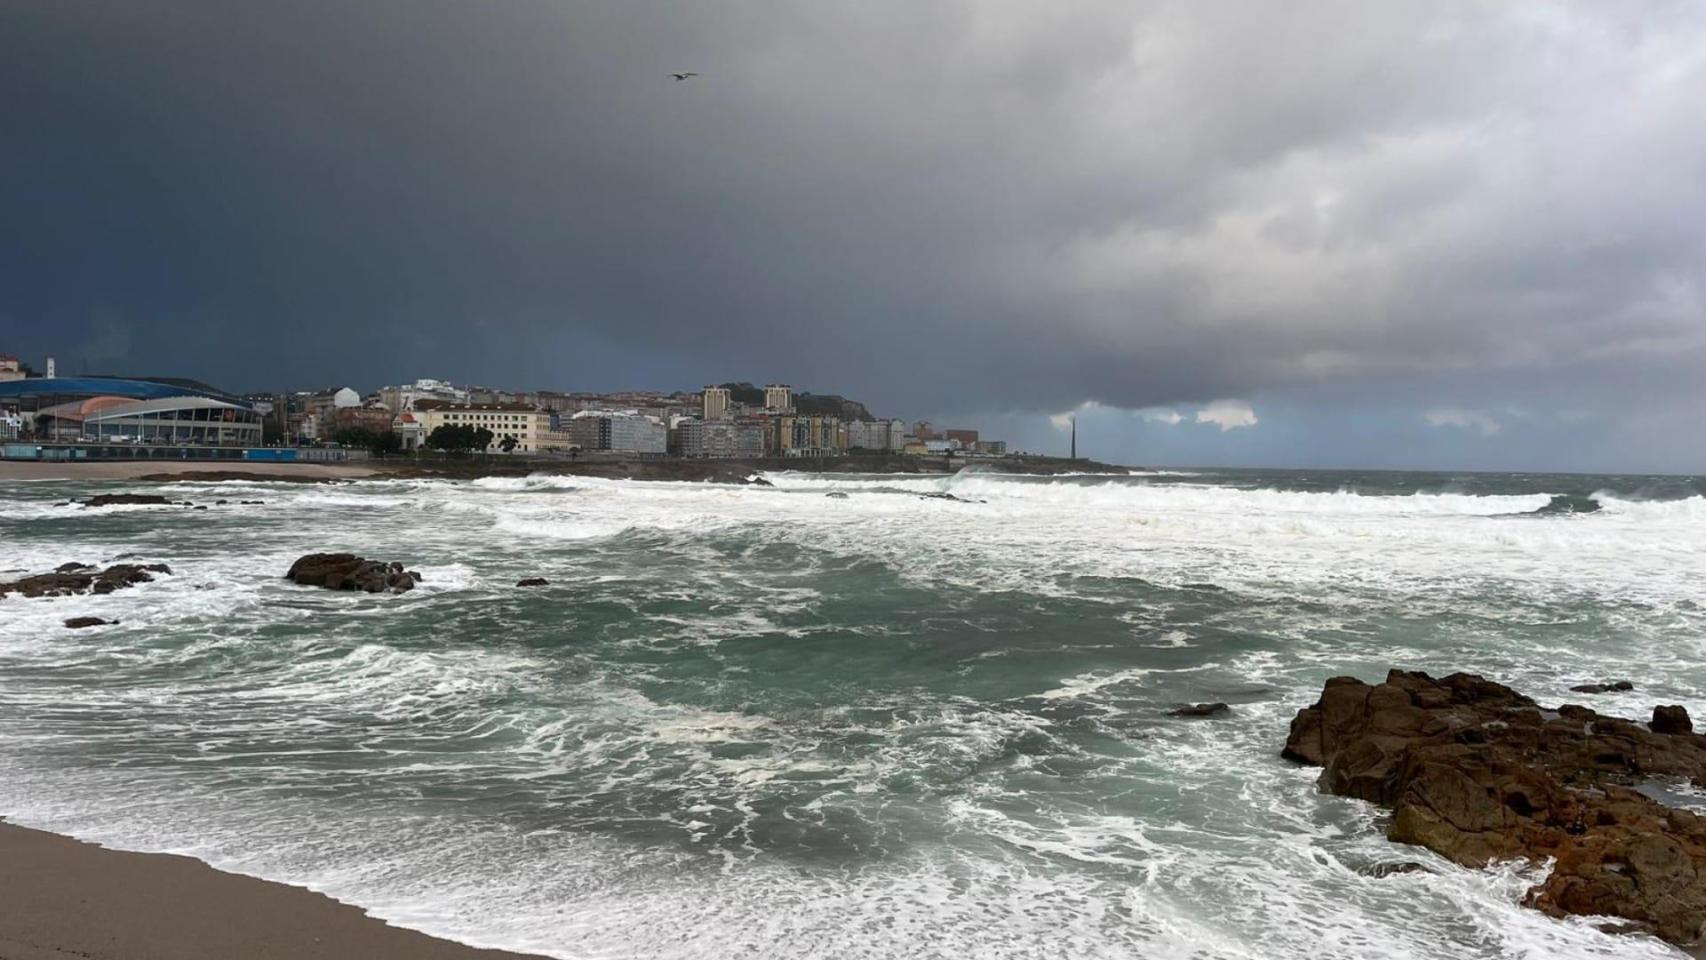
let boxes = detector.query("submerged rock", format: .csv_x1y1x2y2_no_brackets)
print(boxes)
285,553,421,594
1283,670,1706,946
1168,702,1231,718
0,563,171,599
919,492,985,503
1570,681,1635,694
80,493,173,508
825,492,850,499
63,616,117,629
516,577,550,587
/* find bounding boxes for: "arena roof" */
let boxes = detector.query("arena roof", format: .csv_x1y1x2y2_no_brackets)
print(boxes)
0,377,247,406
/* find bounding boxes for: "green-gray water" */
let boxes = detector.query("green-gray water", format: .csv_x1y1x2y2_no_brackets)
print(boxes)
2,468,1703,958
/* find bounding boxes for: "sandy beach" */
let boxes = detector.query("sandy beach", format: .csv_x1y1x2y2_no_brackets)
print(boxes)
0,822,550,960
0,461,378,482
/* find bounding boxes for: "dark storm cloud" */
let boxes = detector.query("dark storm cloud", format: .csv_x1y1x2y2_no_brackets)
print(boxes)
3,2,1703,457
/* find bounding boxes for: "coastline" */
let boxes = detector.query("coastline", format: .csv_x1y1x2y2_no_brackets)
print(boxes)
0,461,379,482
0,820,552,960
0,453,1126,485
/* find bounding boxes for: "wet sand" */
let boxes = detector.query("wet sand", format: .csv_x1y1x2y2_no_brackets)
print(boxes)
0,461,377,481
0,822,551,960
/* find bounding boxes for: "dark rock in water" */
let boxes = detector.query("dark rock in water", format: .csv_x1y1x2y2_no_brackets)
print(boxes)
1358,861,1428,879
80,493,172,508
1283,669,1706,946
1168,702,1231,718
55,562,91,573
215,499,229,505
919,492,985,503
63,616,116,629
516,577,549,587
1570,681,1634,694
0,563,171,599
285,553,420,594
240,500,265,505
747,476,775,487
1653,705,1693,735
192,505,208,511
825,492,850,499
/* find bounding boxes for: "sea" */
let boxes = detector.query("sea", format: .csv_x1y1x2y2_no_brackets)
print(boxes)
1,466,1704,960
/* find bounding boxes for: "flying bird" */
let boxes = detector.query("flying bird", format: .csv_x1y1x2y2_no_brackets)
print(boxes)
671,72,699,81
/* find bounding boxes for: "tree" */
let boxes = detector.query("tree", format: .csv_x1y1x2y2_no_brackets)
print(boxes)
426,424,475,453
333,427,402,456
498,434,519,453
473,427,494,452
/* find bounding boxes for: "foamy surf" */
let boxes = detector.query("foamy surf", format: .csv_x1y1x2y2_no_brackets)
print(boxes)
1,466,1702,959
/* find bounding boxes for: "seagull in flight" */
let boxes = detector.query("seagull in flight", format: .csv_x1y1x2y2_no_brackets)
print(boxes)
671,72,699,81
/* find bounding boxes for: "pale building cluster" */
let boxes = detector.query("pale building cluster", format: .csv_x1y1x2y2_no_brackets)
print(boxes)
1,357,1010,460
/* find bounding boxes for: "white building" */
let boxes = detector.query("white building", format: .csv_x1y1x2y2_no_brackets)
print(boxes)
702,385,731,421
847,419,907,452
568,409,667,454
414,402,559,453
332,387,361,409
677,418,766,458
764,383,794,414
377,378,470,412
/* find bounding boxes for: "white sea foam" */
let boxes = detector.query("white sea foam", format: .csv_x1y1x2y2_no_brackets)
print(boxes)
1,472,1702,960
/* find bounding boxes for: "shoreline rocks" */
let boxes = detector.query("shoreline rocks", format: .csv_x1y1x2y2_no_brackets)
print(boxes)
285,554,421,594
0,563,172,599
80,494,173,508
516,577,549,587
1283,670,1706,946
1571,680,1635,694
1168,702,1231,718
63,616,117,629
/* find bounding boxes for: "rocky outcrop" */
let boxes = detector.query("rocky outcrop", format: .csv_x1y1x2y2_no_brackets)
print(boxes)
1283,670,1706,946
81,494,173,508
0,564,171,599
64,616,117,628
1654,705,1694,735
1169,702,1231,718
1571,681,1635,694
516,577,549,587
285,554,421,594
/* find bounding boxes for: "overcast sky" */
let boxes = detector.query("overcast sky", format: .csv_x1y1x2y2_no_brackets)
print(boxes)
4,2,1703,471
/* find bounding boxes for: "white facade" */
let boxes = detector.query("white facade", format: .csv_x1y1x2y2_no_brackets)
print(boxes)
847,419,907,452
378,378,470,412
764,383,794,414
332,387,361,409
569,410,668,454
677,418,766,458
415,404,557,453
702,386,731,421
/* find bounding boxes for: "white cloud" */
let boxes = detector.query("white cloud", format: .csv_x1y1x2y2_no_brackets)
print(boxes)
1424,407,1501,436
1050,400,1103,432
1195,399,1259,431
1135,406,1183,425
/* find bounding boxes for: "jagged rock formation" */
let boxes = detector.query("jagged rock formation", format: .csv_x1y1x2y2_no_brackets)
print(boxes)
285,554,421,594
1283,670,1706,946
0,564,172,599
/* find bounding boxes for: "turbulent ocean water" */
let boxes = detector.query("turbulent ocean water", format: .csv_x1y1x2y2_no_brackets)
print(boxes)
2,467,1705,959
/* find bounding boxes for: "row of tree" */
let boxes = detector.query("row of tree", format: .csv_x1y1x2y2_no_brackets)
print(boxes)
425,423,518,453
331,425,519,455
